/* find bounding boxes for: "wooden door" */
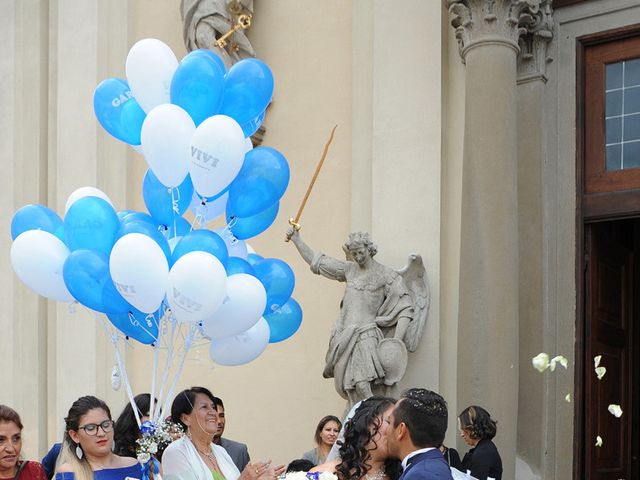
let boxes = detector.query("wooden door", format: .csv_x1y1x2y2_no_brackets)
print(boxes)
584,220,639,479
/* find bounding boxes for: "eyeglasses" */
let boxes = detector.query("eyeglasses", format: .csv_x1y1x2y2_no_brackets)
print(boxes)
77,420,115,436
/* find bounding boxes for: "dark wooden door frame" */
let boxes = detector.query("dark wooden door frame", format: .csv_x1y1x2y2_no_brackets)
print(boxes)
576,24,640,480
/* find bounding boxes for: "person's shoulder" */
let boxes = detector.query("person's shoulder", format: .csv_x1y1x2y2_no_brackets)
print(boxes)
310,459,338,474
475,439,501,456
220,437,248,449
55,463,74,473
112,455,138,468
21,461,47,479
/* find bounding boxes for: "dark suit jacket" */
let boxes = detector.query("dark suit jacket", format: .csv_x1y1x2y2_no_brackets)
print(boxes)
460,439,502,480
401,449,453,480
220,437,251,472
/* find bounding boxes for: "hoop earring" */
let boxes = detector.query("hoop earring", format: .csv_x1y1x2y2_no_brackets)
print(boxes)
75,444,83,460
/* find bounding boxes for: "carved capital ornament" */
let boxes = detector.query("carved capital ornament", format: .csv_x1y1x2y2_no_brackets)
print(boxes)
448,0,551,60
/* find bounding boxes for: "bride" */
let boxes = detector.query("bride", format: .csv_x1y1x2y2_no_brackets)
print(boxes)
313,397,401,480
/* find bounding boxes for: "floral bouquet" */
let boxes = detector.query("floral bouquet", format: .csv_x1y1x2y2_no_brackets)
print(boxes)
280,472,337,480
136,420,184,464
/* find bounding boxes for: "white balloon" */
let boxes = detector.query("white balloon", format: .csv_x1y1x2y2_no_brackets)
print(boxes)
65,187,114,214
125,38,178,113
214,227,248,259
109,233,169,313
202,274,266,339
190,191,228,224
188,115,245,197
244,137,254,153
209,318,270,366
167,251,227,323
10,230,74,302
141,104,195,187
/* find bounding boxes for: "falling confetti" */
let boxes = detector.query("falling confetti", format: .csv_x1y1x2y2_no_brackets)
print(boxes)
532,353,550,373
565,393,571,403
595,366,606,380
549,355,568,371
608,404,623,418
595,436,603,447
594,355,602,368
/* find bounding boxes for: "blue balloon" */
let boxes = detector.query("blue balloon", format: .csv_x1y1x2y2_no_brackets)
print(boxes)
120,211,158,228
171,50,226,126
172,230,229,267
252,258,295,315
220,58,274,126
228,147,290,217
187,49,226,73
246,253,263,266
265,298,302,343
226,257,255,276
11,204,64,241
118,217,171,263
93,78,146,145
107,307,159,345
226,202,279,240
142,169,194,225
63,249,130,314
240,110,265,137
162,216,192,240
65,197,120,255
117,210,136,222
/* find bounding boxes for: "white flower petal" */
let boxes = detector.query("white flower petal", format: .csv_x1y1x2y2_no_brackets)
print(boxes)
565,393,571,403
608,404,623,418
595,435,603,447
594,355,602,368
532,353,550,373
553,355,568,369
595,366,606,380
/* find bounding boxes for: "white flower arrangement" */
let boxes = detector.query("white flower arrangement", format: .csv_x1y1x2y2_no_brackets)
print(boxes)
280,472,338,480
136,420,184,464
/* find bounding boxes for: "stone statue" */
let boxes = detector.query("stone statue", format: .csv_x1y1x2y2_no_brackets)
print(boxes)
286,229,429,407
180,0,256,68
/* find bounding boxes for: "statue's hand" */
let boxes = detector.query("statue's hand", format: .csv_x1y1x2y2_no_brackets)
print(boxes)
285,227,299,242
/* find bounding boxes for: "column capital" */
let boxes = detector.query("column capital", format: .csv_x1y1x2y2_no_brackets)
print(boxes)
517,0,554,84
448,0,548,60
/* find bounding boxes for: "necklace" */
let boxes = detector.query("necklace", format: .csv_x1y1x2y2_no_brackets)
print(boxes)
195,445,220,468
363,469,385,480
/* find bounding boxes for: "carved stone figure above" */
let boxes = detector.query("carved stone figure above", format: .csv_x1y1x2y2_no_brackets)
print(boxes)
286,228,429,407
180,0,256,68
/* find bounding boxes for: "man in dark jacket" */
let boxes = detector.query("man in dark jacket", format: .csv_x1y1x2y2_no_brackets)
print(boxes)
385,388,453,480
213,396,250,471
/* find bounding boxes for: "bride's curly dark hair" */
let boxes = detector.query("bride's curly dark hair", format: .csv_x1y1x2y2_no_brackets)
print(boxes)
336,397,402,480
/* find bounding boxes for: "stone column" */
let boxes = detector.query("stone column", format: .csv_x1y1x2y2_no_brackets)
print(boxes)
515,2,554,476
447,2,544,478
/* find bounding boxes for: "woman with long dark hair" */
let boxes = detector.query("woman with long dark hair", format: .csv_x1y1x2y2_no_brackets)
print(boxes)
113,394,152,458
0,405,47,480
313,397,401,480
55,396,141,480
301,415,341,466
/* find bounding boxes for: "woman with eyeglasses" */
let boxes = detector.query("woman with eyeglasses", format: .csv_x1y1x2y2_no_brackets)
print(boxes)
0,405,47,480
55,396,143,480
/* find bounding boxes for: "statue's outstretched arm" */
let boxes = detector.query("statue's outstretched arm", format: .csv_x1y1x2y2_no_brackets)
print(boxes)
286,228,316,265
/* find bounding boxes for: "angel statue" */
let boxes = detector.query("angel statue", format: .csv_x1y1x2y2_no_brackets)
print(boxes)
180,0,256,68
286,228,429,407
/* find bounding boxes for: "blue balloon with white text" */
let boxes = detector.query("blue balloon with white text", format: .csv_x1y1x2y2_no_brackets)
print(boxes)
107,307,159,345
93,78,146,145
65,197,120,255
142,169,194,225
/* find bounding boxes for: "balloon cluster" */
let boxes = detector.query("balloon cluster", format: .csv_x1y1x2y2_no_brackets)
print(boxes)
10,39,302,367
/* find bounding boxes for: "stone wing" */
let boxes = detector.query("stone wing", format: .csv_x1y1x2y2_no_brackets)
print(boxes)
397,254,429,352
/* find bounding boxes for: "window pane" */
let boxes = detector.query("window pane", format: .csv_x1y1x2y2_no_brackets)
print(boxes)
623,141,640,169
607,90,623,117
606,144,622,170
624,58,640,87
606,62,623,90
623,86,640,114
606,117,622,144
623,113,640,141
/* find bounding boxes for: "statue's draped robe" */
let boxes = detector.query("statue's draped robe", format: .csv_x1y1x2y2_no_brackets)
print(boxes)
310,253,413,399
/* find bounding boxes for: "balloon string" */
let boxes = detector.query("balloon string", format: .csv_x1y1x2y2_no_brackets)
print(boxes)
194,196,207,228
148,311,162,421
154,309,177,423
95,313,142,427
159,322,197,423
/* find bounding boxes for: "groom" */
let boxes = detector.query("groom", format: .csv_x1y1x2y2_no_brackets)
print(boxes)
385,388,453,480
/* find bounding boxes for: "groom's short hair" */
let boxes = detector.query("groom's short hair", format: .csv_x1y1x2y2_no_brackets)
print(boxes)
393,388,448,448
